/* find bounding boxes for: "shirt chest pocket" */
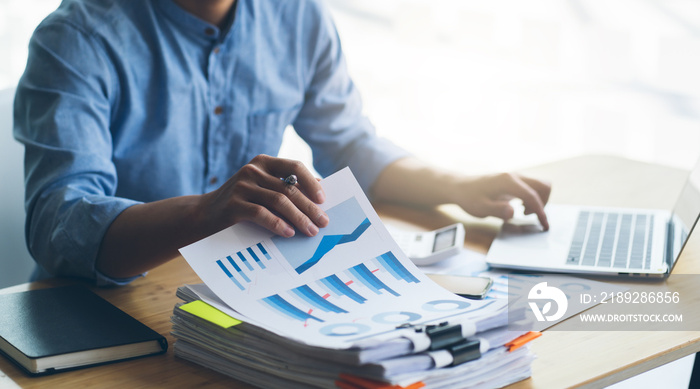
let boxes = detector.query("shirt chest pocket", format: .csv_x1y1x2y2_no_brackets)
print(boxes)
245,106,300,162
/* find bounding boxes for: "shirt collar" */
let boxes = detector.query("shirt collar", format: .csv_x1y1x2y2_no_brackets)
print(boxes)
155,0,240,42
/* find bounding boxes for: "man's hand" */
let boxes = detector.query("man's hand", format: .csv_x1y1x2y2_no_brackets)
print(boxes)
97,155,328,279
200,155,329,238
372,158,551,231
452,173,551,230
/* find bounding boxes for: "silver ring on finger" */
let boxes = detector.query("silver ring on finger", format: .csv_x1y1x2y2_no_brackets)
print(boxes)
282,174,298,186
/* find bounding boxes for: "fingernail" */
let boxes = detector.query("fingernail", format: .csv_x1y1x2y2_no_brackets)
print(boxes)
308,223,319,236
316,190,326,203
284,226,295,237
317,213,329,227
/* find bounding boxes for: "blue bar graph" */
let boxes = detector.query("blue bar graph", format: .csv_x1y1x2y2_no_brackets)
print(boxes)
259,251,421,322
216,259,244,291
319,275,367,304
292,285,348,314
247,247,264,268
376,252,420,283
237,252,254,271
257,243,271,260
216,242,274,289
262,295,324,323
348,263,400,297
227,256,251,282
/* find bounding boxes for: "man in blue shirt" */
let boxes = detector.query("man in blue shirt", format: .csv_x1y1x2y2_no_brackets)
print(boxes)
14,0,551,286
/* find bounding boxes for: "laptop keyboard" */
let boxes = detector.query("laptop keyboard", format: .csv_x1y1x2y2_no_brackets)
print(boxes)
566,211,654,270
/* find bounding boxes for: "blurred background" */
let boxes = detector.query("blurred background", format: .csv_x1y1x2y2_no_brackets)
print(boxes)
1,0,700,277
315,0,700,175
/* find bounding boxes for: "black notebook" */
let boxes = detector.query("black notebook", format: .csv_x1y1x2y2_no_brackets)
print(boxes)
0,285,167,375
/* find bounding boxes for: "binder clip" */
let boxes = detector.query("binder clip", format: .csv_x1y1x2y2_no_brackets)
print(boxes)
424,323,481,365
445,338,481,366
425,322,463,350
398,321,482,366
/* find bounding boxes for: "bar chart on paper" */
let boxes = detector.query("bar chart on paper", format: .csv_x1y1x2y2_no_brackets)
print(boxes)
215,197,374,291
182,169,506,346
216,243,273,291
260,251,421,323
259,250,496,340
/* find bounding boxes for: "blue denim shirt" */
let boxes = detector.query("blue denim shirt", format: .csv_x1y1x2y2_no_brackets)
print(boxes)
13,0,408,286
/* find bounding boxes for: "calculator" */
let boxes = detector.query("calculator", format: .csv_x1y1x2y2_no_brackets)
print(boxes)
389,223,465,266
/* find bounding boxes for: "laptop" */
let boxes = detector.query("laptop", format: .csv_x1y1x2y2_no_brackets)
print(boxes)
486,159,700,277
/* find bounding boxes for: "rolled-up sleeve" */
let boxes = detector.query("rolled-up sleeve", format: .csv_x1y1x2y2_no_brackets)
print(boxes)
14,21,142,286
292,2,410,194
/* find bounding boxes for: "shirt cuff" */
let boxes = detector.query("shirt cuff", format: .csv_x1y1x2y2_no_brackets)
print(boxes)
39,195,146,286
94,269,146,287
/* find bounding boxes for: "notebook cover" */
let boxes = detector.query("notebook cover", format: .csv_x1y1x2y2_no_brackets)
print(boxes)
0,285,167,375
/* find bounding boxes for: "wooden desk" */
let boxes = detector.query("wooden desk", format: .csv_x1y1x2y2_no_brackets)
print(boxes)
1,155,698,388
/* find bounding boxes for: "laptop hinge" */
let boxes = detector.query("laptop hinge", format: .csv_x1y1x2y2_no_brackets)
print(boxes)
664,218,674,272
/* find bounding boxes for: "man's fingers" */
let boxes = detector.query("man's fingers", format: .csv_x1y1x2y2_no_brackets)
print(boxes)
255,171,329,231
256,155,326,204
480,200,515,221
500,174,549,231
237,155,328,237
520,176,552,205
518,176,551,231
278,182,329,231
253,187,323,237
282,184,330,229
241,202,296,238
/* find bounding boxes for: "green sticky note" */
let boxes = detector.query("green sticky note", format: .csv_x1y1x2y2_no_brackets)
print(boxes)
180,300,242,328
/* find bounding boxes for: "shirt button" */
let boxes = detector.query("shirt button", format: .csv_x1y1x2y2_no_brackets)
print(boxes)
209,176,219,185
204,27,216,36
214,106,223,115
213,47,221,54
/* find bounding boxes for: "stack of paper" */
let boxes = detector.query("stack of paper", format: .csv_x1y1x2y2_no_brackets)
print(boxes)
171,168,539,388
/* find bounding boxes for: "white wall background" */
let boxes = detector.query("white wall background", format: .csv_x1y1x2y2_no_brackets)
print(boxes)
318,0,700,174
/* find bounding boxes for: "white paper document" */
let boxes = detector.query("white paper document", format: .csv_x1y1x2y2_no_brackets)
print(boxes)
179,168,506,349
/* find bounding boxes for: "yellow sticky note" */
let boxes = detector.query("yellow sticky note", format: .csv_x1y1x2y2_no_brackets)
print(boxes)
180,300,242,328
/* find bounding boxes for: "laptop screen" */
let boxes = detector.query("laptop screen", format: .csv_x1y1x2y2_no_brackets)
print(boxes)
669,159,700,269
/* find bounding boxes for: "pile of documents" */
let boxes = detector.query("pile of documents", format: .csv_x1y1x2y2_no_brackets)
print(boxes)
171,284,536,388
171,168,540,388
